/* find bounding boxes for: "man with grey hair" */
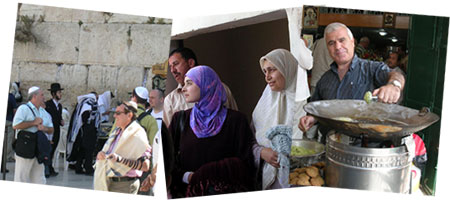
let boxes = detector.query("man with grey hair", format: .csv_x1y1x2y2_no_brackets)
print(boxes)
13,86,54,183
299,22,405,133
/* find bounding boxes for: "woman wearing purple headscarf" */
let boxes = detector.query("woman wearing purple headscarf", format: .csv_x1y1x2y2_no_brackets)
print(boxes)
168,65,255,198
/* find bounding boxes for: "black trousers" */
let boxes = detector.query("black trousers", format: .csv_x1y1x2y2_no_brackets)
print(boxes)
48,130,60,172
70,125,97,173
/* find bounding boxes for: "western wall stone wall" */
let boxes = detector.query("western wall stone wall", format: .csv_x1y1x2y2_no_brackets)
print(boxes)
10,4,172,113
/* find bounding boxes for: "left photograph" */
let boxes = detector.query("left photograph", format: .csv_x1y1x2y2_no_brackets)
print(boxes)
2,3,172,196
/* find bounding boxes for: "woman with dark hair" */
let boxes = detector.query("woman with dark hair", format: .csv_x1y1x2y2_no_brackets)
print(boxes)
169,65,255,198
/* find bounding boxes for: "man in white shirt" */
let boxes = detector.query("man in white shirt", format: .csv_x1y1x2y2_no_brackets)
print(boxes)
13,86,54,184
149,89,164,130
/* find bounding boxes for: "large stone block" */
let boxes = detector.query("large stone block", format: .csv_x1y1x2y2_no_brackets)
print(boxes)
71,9,108,24
115,66,145,100
9,62,20,83
87,65,120,93
18,62,58,83
19,4,45,19
13,22,80,64
58,64,89,89
78,23,130,66
10,62,55,102
57,64,89,110
41,6,74,22
127,24,172,67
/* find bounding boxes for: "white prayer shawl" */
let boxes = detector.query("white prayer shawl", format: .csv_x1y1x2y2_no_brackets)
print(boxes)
67,94,97,155
94,121,150,191
98,91,112,122
59,108,70,152
252,49,306,189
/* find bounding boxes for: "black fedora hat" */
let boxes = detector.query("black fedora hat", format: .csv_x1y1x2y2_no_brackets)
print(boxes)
48,83,64,92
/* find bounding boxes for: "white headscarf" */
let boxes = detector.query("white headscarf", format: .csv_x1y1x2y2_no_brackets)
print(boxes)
252,49,304,148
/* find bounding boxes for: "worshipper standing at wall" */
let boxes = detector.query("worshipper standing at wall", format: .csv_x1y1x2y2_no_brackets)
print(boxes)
107,86,158,195
10,82,23,104
163,47,238,127
169,65,255,198
149,89,164,130
107,87,158,145
44,83,64,177
94,101,151,194
4,84,18,164
98,91,114,123
13,86,53,183
40,102,56,178
251,48,311,190
132,87,158,144
67,92,100,175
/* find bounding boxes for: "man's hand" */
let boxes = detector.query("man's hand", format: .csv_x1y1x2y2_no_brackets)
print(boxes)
37,124,45,131
33,117,43,126
372,84,401,104
261,148,280,168
96,151,106,160
106,153,120,162
139,175,154,192
298,115,317,132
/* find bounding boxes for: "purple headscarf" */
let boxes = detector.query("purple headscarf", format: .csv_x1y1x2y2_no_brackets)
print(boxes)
185,65,228,138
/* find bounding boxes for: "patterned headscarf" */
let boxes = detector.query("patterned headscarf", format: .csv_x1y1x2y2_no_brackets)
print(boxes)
185,65,228,138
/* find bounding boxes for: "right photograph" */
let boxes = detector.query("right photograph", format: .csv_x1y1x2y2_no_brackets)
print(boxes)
162,5,448,198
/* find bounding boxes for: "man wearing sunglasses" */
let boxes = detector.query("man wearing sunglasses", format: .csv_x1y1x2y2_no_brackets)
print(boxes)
94,101,151,194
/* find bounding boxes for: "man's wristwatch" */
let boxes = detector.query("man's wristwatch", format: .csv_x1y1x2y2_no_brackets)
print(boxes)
389,80,402,89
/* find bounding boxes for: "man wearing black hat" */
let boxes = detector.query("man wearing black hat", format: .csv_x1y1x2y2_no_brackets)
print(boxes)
44,83,64,177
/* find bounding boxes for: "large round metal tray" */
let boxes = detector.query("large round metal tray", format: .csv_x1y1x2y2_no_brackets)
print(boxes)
304,100,440,140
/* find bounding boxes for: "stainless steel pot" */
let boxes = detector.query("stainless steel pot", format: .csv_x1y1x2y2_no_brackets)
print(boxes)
325,133,412,193
290,139,325,169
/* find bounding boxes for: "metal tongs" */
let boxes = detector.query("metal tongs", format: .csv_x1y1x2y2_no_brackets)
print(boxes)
364,91,378,103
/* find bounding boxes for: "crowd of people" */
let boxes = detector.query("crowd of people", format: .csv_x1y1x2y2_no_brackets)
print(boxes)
4,79,165,195
163,22,406,198
3,21,410,197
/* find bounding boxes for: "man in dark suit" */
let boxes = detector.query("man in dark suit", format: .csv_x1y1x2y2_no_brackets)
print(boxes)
45,83,64,177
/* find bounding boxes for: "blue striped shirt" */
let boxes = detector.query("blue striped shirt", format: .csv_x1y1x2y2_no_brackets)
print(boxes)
311,55,391,101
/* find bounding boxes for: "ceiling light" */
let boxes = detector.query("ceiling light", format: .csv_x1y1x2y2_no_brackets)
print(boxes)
392,38,398,42
379,31,387,36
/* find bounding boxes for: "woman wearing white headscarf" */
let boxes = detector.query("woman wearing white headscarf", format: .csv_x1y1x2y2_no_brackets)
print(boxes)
252,48,309,190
